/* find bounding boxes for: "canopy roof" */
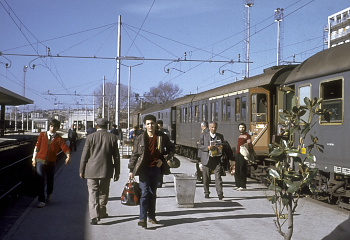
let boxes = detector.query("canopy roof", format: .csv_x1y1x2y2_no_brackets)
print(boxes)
0,87,34,106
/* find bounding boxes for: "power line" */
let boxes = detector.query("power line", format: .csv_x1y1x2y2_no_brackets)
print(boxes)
1,52,250,63
125,0,156,56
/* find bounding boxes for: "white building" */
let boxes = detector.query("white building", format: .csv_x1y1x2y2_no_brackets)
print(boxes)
327,7,350,48
68,109,95,131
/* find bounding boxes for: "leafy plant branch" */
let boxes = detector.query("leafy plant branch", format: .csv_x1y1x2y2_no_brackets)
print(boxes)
267,95,330,240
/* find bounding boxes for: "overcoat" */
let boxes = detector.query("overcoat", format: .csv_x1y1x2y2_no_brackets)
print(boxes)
80,129,120,179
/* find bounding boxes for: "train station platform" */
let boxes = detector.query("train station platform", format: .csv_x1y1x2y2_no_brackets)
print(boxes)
1,139,349,240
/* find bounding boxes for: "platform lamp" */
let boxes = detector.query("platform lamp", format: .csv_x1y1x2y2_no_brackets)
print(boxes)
23,65,28,96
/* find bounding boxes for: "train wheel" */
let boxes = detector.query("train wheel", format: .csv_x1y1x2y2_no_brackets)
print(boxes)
327,195,340,205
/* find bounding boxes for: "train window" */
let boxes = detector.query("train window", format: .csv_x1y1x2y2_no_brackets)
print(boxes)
202,104,208,121
321,79,343,123
211,101,218,122
183,108,188,123
195,105,200,122
241,96,247,121
177,107,182,123
158,112,160,119
222,99,231,122
172,108,177,124
235,98,241,121
227,99,231,121
222,100,226,122
284,86,295,111
251,93,267,122
299,85,311,123
188,107,192,123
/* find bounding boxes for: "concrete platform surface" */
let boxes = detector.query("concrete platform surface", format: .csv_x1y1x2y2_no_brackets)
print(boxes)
2,140,349,240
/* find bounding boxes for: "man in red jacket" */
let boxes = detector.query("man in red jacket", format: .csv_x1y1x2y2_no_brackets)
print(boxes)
32,119,71,208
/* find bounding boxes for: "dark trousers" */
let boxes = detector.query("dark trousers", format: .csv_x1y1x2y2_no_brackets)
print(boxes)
202,157,223,196
139,166,161,221
36,161,55,203
69,139,76,151
234,153,247,188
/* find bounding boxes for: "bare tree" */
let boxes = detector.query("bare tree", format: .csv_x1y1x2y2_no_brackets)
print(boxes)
94,82,138,123
143,81,182,104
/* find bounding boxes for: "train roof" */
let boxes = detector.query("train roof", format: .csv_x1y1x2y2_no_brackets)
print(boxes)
139,95,194,114
284,42,350,84
179,65,296,104
137,65,296,113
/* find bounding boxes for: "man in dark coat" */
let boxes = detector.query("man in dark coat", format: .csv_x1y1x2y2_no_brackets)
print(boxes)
79,118,120,225
198,122,225,200
68,124,78,152
128,114,174,229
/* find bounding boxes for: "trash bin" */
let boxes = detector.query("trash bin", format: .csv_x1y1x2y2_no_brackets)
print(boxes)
174,174,197,208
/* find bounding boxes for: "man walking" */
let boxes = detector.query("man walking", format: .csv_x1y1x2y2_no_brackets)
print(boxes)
129,114,174,229
234,123,253,191
196,121,209,183
80,118,120,225
198,122,225,200
32,119,71,208
68,124,77,152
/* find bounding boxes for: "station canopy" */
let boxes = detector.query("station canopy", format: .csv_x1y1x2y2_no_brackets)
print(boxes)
0,86,33,106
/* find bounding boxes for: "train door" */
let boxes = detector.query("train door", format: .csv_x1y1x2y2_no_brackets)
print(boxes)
249,88,270,155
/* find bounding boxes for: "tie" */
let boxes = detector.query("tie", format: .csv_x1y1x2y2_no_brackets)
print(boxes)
49,134,54,144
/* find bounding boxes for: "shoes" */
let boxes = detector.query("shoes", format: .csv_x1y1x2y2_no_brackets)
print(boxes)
90,218,99,225
148,218,158,224
205,194,210,199
232,187,239,190
237,187,246,191
46,194,52,203
37,202,46,208
218,195,224,200
138,219,147,228
100,213,109,218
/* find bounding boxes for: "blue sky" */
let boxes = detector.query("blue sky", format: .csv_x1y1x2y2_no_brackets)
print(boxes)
1,0,349,110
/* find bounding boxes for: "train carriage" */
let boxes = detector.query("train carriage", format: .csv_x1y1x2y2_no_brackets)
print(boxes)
174,65,296,160
282,42,350,208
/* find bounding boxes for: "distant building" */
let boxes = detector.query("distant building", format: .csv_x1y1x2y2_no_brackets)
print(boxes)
327,7,350,48
68,108,95,131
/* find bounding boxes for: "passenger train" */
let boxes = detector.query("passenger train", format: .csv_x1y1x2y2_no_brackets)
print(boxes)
132,42,350,209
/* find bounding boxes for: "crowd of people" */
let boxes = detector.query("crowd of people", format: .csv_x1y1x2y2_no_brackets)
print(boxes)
31,116,254,228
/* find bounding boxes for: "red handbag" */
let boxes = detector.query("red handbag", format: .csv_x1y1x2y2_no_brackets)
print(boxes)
121,179,141,206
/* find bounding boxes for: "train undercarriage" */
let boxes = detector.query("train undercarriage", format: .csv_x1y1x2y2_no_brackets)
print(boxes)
249,160,350,211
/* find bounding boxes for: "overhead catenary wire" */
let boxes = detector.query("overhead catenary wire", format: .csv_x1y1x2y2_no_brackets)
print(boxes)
0,0,79,104
1,0,324,109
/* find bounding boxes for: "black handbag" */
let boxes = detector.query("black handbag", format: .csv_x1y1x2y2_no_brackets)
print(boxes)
167,156,180,168
121,179,141,206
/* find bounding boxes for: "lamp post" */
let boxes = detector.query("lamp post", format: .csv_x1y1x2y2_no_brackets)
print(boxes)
121,62,143,138
275,8,284,66
23,65,28,96
14,107,18,131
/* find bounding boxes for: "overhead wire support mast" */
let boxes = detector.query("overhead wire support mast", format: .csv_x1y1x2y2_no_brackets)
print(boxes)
245,0,254,78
